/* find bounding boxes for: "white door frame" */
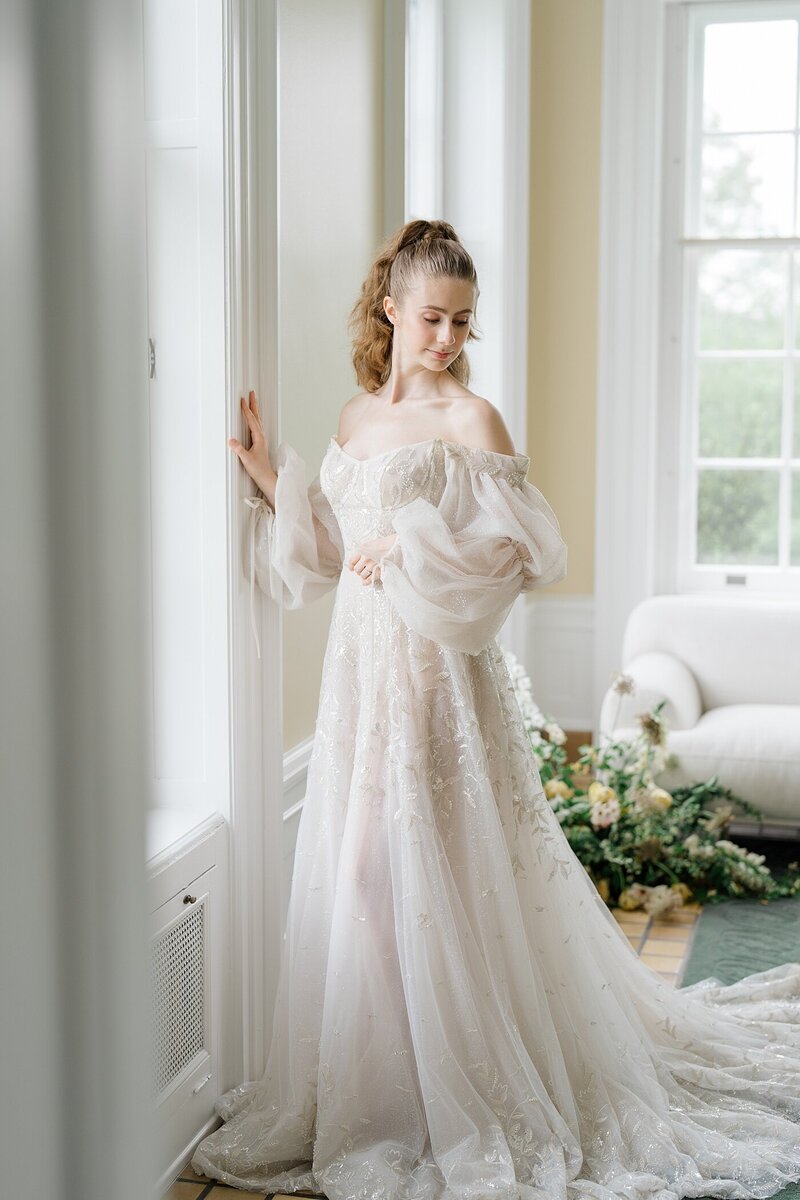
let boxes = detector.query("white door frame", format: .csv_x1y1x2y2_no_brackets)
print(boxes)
223,0,284,1083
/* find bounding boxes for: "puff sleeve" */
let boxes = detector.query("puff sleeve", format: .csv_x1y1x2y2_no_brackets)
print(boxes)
243,442,343,658
376,443,567,656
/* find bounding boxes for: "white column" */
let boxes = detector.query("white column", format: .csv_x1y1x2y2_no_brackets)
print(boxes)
594,0,668,732
0,0,156,1196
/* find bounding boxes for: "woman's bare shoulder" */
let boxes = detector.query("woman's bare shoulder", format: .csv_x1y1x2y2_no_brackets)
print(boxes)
336,391,373,441
454,395,519,456
334,388,516,455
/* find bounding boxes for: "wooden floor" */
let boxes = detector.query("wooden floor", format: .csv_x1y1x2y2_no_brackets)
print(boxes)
164,903,701,1199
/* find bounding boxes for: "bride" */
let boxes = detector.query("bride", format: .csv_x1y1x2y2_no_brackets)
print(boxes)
191,218,800,1200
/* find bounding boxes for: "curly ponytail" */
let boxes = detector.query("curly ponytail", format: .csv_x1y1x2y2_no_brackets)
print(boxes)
347,218,482,392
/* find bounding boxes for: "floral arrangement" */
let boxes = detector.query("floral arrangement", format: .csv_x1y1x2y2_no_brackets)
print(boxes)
503,651,800,916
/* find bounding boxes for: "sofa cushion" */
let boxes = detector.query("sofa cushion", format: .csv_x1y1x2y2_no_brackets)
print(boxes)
654,704,800,823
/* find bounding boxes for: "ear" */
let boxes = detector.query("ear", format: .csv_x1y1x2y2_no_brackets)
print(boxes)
382,295,397,325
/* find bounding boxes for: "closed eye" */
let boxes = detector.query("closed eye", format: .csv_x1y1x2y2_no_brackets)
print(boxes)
425,318,469,326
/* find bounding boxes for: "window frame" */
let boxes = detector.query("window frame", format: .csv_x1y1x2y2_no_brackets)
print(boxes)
662,0,800,594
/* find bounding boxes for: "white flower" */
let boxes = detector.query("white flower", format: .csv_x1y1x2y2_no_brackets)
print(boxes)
610,671,636,695
590,797,621,829
650,747,668,772
643,884,683,918
703,803,734,834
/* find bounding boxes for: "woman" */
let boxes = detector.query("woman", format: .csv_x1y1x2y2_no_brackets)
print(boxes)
192,220,800,1200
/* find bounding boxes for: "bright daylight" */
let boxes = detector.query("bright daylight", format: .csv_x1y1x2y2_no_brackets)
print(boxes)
4,3,800,1200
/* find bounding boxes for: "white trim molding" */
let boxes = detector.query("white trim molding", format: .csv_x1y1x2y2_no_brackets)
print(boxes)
501,0,534,661
594,0,669,737
223,0,284,1087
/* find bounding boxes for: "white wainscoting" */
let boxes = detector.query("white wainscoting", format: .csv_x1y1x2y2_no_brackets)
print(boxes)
523,594,596,734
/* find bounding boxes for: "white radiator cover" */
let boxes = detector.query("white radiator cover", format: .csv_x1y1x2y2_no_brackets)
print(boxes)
147,815,228,1194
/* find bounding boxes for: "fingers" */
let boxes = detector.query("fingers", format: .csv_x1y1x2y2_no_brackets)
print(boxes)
239,394,261,439
229,391,271,472
237,390,265,437
246,390,263,430
346,551,377,584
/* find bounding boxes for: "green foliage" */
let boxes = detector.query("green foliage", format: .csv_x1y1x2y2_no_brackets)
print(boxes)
504,651,800,913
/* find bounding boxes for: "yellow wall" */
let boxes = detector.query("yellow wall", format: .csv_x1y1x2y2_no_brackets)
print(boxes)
278,0,385,749
528,0,603,597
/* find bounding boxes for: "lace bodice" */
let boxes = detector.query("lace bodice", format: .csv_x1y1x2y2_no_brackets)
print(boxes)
242,434,566,658
320,436,531,555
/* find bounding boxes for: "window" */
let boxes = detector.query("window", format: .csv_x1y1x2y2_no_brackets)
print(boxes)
673,1,800,592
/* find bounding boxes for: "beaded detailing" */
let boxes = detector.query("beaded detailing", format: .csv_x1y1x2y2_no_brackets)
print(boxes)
200,437,800,1200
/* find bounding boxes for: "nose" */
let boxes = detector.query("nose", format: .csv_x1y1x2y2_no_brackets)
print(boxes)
438,325,457,346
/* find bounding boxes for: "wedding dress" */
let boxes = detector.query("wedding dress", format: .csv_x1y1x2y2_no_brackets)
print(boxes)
191,434,800,1200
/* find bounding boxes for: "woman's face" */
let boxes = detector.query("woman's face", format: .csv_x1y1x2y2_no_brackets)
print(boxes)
384,275,475,372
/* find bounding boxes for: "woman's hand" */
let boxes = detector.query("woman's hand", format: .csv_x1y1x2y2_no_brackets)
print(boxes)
347,533,398,585
228,390,278,501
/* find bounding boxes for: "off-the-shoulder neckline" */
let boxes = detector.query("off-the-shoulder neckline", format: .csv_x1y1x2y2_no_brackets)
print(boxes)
329,434,530,466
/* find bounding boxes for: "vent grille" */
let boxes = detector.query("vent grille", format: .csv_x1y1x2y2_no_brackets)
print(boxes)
150,898,206,1096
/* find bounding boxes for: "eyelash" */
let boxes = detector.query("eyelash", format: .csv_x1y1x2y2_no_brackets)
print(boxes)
424,318,469,326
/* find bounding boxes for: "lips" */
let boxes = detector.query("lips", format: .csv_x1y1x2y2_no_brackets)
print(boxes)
429,350,452,359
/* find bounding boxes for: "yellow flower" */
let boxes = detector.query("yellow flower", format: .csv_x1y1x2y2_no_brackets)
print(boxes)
588,780,617,805
618,888,643,911
545,778,574,800
650,787,673,810
595,877,611,902
672,882,692,900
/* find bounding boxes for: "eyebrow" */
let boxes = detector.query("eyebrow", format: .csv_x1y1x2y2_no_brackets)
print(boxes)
418,305,473,314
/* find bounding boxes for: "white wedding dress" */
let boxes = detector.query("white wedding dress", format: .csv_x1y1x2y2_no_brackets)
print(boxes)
191,435,800,1200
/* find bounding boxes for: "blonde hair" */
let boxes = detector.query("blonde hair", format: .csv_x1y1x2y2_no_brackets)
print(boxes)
348,218,482,392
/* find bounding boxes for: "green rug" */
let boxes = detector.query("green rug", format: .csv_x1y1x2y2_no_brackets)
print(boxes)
679,895,800,1199
680,895,800,988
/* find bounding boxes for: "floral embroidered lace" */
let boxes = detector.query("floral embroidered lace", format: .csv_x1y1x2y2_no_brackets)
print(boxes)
192,437,800,1200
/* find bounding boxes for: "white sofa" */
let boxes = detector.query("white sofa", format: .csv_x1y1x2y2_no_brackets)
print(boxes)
597,594,800,829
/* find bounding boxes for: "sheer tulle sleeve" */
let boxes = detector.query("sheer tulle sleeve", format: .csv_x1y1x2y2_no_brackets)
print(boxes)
243,442,343,658
377,443,567,656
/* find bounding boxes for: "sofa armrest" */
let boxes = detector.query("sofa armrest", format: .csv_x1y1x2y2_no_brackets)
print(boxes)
598,650,703,737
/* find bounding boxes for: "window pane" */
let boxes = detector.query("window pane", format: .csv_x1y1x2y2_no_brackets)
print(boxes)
697,468,779,565
703,20,797,133
698,359,783,457
792,471,800,565
700,133,795,237
698,249,787,351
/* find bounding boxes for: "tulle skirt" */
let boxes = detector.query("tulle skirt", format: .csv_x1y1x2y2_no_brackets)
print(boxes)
192,569,800,1200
